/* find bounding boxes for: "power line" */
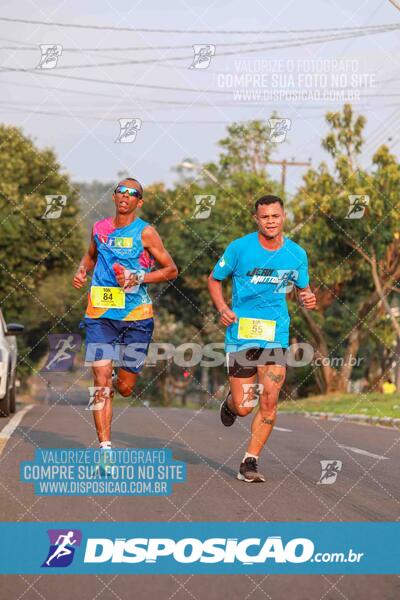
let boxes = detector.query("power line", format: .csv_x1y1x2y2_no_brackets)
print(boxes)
0,98,199,108
0,26,398,53
0,105,312,122
2,80,397,113
2,97,397,110
41,29,400,67
2,67,399,99
0,104,228,122
0,15,399,34
0,104,278,122
1,27,399,72
0,105,307,123
0,77,120,99
0,36,358,51
0,68,235,93
0,76,219,105
0,78,231,106
1,103,399,123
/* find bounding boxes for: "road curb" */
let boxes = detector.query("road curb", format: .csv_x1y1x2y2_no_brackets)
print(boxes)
281,410,400,428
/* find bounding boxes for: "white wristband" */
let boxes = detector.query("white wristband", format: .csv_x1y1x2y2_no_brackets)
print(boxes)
136,270,145,285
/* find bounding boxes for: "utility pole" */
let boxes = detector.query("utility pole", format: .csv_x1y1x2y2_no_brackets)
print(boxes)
267,159,311,194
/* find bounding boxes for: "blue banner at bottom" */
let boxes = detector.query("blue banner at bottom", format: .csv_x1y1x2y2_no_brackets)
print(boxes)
0,522,398,574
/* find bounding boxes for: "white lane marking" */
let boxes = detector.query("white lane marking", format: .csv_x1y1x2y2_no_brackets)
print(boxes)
338,444,389,460
274,426,292,432
0,404,34,456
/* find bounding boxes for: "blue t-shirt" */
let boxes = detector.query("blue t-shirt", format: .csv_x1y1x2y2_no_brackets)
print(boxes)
212,232,309,351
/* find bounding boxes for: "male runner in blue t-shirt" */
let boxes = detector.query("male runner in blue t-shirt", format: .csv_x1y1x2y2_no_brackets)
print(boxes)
72,178,178,450
208,195,316,483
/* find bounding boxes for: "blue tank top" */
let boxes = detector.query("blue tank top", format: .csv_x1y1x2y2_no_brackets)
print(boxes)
85,216,154,321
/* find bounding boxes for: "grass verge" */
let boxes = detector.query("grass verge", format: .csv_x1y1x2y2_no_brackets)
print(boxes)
281,393,400,418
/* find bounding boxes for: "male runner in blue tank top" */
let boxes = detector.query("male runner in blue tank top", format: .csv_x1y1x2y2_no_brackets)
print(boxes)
208,195,316,483
72,178,178,450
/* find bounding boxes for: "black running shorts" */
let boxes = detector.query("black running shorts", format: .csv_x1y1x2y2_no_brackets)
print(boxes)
226,346,286,378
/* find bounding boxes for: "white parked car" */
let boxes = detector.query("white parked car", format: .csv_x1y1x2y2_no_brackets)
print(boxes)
0,310,24,417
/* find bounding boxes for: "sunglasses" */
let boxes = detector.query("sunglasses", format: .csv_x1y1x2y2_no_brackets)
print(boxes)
114,185,142,199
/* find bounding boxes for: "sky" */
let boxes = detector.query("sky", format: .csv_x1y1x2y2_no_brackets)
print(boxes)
1,0,399,195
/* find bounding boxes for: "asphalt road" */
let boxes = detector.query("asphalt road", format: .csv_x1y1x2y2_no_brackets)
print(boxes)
0,399,399,599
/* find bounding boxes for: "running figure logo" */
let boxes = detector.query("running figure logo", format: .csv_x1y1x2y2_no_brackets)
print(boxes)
240,383,264,408
317,460,342,485
345,195,370,219
37,44,63,69
86,386,110,411
189,45,216,69
42,529,82,568
115,118,142,143
274,270,297,294
42,195,67,219
43,334,82,372
268,118,291,143
193,195,216,219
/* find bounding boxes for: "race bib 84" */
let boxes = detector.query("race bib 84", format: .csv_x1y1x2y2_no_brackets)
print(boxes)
91,286,125,309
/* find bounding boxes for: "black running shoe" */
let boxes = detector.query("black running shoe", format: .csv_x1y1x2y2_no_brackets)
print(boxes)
237,457,265,483
220,392,237,427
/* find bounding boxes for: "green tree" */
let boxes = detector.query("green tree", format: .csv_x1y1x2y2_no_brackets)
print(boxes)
292,104,400,393
0,124,85,380
217,120,274,176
